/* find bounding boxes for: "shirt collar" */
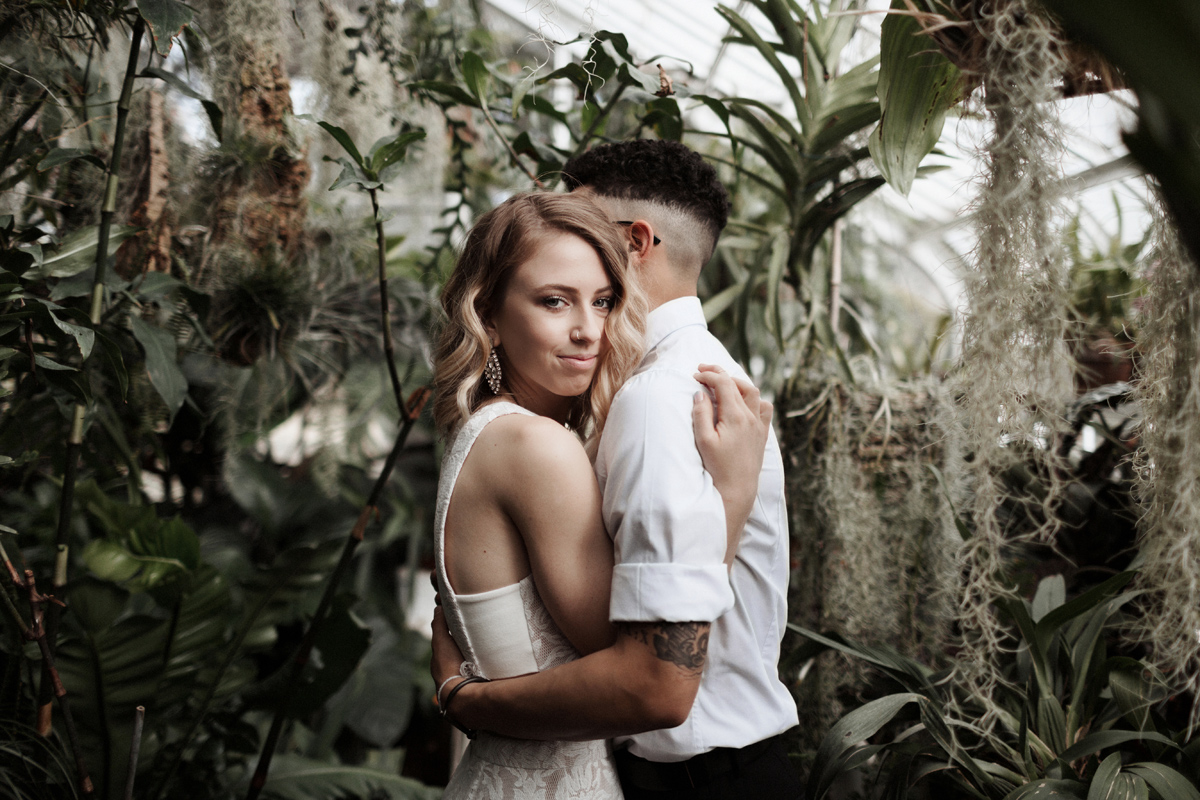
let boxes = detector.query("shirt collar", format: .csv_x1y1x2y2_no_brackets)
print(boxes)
645,296,706,350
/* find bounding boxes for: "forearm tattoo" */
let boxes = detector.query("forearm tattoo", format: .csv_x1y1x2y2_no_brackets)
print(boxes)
618,622,710,677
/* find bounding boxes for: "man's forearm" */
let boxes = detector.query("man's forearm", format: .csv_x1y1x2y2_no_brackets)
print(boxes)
447,623,707,741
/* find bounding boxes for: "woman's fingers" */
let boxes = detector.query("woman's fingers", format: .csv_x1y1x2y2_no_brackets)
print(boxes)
693,368,760,427
430,606,466,686
692,389,718,447
758,397,774,428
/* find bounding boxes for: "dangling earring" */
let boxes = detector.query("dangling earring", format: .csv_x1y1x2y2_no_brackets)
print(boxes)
485,347,503,394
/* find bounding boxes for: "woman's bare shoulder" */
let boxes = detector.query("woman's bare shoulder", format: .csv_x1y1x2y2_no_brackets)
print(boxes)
472,413,591,482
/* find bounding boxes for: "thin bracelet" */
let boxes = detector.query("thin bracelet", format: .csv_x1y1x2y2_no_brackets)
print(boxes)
440,675,489,739
436,675,460,708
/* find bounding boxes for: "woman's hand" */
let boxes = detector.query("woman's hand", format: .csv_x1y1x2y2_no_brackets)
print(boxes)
691,364,773,565
431,606,467,696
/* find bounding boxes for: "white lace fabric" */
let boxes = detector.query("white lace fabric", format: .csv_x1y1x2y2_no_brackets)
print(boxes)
435,402,624,799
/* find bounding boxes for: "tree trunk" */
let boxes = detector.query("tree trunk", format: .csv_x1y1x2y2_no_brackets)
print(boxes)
117,88,174,277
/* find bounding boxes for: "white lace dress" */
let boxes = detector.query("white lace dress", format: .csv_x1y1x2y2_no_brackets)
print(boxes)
435,402,624,800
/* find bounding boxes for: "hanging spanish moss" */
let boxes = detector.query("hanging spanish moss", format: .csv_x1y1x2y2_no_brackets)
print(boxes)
1130,203,1200,732
784,380,959,749
948,0,1074,716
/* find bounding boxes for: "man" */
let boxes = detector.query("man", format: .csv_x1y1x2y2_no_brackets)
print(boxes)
432,139,801,799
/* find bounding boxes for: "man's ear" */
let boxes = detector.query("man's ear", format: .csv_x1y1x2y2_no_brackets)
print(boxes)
626,220,656,260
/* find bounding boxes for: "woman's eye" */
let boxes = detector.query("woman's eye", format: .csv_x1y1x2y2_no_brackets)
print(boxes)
594,296,614,310
542,296,567,309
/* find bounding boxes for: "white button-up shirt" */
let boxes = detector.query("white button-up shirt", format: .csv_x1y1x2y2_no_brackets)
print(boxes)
595,296,799,762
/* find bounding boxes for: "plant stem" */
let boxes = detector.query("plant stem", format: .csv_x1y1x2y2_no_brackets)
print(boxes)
123,706,145,800
152,567,295,800
243,402,427,800
478,105,544,188
238,171,431,798
91,17,144,323
369,188,407,419
567,82,627,163
34,542,69,735
829,217,843,334
39,16,146,736
5,569,95,798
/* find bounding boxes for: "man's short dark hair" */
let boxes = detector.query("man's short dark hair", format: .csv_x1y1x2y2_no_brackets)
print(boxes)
561,140,730,250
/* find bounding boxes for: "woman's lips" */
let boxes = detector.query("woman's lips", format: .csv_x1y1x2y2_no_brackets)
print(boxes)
559,354,597,369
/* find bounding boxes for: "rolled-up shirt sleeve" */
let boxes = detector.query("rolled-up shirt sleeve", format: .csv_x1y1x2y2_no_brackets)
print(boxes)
599,369,735,623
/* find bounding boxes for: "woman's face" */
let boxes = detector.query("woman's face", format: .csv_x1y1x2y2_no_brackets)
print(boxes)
488,232,614,418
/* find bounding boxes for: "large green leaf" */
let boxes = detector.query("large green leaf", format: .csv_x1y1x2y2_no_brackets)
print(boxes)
28,225,139,279
58,564,243,800
238,539,346,650
157,566,241,707
460,51,492,105
1001,779,1086,800
812,101,881,157
367,130,427,183
37,148,106,172
296,115,364,168
809,693,924,799
869,1,961,196
409,80,479,108
1125,763,1200,800
323,626,419,748
281,596,370,718
136,0,194,56
1057,731,1179,765
1088,754,1124,800
55,611,168,800
69,576,131,634
1035,572,1136,644
1037,0,1200,131
717,4,805,118
786,623,934,692
80,514,199,597
129,315,187,423
142,67,223,142
1036,0,1200,265
33,300,95,361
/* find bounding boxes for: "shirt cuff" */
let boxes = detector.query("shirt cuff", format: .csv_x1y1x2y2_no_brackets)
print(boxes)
609,563,735,623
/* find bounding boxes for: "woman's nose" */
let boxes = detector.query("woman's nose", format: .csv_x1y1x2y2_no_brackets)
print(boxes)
573,309,602,343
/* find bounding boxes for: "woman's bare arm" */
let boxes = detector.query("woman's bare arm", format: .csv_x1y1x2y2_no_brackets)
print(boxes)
484,415,616,655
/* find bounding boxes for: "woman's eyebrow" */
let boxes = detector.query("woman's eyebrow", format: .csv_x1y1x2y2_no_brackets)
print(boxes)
534,283,583,295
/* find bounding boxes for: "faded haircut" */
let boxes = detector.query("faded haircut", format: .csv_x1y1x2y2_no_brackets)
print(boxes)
561,140,730,272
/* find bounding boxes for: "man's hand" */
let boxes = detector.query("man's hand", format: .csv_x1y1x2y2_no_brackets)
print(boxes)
691,364,773,564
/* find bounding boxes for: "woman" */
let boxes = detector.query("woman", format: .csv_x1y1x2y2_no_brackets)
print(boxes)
430,192,765,799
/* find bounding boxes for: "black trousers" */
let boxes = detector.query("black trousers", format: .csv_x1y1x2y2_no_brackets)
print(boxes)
615,737,804,800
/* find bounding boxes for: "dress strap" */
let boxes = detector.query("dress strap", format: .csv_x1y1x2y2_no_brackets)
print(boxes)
434,401,537,674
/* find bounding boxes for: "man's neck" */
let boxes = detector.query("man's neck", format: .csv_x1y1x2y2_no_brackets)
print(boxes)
643,269,700,310
647,287,696,311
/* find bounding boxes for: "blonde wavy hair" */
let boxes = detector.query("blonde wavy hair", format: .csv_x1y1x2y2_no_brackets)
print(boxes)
432,192,647,444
